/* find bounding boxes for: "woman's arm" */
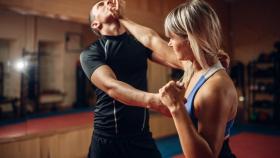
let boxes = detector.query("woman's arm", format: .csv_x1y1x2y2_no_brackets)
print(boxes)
159,78,234,158
174,91,229,158
159,81,214,158
119,19,183,69
171,106,214,158
111,0,181,68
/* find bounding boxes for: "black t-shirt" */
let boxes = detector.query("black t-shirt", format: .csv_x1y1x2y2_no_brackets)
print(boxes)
80,32,152,136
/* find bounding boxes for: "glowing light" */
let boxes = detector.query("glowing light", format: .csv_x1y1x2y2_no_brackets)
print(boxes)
15,59,28,72
239,96,245,102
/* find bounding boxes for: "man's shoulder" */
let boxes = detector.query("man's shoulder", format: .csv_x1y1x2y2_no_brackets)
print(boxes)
81,40,103,55
86,40,103,50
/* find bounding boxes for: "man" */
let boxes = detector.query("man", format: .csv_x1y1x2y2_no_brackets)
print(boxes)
80,0,180,158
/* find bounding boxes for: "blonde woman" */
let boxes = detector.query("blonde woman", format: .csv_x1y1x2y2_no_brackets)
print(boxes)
112,0,238,157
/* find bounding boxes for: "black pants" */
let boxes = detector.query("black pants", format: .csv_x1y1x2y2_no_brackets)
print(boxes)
219,139,236,158
88,132,162,158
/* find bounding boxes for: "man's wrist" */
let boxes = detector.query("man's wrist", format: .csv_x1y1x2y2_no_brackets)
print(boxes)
146,93,159,109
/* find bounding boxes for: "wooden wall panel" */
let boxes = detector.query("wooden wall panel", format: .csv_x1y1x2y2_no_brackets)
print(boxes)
0,138,40,158
0,127,93,158
127,0,147,12
0,115,175,158
55,128,92,158
0,0,96,23
0,0,186,34
147,61,170,93
230,0,280,63
207,0,231,56
163,0,186,16
146,0,163,15
0,0,33,9
40,135,59,158
150,113,177,138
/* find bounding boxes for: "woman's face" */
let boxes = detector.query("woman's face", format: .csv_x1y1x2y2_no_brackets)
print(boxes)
167,32,193,61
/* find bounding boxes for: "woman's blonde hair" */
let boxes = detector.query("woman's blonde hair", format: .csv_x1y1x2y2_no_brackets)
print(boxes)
164,0,228,82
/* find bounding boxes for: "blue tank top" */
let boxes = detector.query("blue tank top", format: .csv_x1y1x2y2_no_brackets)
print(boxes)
184,62,234,137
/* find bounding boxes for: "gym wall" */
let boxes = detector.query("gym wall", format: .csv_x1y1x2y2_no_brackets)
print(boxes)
0,10,83,108
230,0,280,64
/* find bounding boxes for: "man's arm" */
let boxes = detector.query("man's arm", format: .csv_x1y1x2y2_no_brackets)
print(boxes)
119,19,183,69
91,64,171,116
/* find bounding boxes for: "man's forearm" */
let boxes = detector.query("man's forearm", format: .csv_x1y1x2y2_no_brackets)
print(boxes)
106,80,171,117
106,79,159,108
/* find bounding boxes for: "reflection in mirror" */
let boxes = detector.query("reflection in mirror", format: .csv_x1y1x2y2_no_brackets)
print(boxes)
0,11,94,153
38,41,64,113
20,51,39,115
0,39,20,121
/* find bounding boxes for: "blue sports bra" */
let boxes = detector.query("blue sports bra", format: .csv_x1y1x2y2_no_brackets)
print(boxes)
184,62,234,137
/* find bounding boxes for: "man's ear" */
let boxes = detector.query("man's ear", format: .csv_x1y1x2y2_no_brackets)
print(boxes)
91,21,101,30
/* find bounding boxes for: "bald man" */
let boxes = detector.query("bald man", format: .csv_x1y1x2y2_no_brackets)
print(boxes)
80,0,180,158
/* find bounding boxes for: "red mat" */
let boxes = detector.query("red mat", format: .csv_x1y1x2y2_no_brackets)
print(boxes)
173,132,280,158
0,112,93,140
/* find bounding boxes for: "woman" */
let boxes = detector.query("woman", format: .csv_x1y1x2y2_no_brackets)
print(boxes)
112,0,238,157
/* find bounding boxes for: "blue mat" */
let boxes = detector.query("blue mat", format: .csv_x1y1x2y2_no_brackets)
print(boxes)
156,135,182,158
155,123,280,158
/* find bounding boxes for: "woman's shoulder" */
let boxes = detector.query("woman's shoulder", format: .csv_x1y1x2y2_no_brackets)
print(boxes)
196,70,237,107
206,70,235,92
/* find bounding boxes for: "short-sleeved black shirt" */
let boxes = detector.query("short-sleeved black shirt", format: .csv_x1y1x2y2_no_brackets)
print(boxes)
80,32,152,136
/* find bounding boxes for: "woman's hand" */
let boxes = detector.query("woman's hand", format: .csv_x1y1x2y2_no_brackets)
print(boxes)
147,93,172,117
109,0,126,19
159,80,186,113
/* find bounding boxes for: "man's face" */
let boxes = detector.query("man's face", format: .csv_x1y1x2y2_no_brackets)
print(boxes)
92,0,115,23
